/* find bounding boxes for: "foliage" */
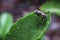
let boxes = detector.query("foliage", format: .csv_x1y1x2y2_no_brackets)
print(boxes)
0,12,13,39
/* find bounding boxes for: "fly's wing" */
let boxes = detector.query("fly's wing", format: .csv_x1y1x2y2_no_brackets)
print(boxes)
40,1,60,16
4,12,50,40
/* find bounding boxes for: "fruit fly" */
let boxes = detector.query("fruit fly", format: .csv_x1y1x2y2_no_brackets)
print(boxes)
34,9,47,18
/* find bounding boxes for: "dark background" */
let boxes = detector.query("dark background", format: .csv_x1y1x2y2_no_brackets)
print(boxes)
0,0,46,22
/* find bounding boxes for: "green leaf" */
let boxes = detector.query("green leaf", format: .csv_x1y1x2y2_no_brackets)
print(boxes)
4,12,50,40
40,1,60,16
0,12,13,38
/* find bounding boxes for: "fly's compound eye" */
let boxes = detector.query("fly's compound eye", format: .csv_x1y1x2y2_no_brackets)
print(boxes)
34,10,47,18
